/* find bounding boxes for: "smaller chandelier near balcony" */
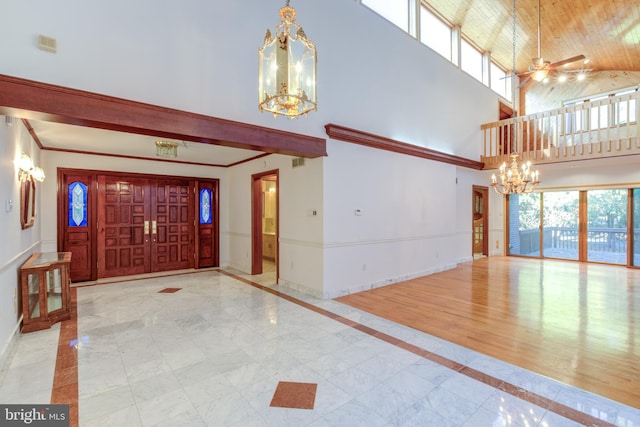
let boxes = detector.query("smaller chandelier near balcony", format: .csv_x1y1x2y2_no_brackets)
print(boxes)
491,154,540,195
258,0,317,118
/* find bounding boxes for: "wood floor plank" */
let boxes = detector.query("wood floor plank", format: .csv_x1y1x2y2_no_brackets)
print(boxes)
336,256,640,409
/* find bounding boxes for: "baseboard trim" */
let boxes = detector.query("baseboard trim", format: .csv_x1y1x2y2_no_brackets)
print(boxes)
325,263,458,299
0,320,21,387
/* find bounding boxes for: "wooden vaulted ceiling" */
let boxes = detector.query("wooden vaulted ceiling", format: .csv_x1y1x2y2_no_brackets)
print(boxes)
424,0,640,77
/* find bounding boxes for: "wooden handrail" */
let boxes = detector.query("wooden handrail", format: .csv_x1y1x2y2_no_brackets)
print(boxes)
481,91,640,169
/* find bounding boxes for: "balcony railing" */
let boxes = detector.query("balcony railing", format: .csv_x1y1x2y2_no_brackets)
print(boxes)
481,90,640,169
513,227,640,264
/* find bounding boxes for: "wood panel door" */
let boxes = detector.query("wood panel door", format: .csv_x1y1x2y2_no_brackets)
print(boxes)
60,170,211,281
251,170,279,276
472,186,489,258
97,176,195,277
197,181,218,268
60,172,95,282
151,179,194,272
98,176,151,278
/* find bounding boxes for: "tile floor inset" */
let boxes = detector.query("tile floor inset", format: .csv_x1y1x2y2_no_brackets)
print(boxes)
270,381,318,410
157,287,182,293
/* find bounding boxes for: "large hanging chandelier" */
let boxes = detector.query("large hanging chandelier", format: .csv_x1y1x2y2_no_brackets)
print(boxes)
258,0,317,118
490,1,540,196
491,154,540,195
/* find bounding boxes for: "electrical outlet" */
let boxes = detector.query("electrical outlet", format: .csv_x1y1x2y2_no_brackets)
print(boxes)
496,240,500,249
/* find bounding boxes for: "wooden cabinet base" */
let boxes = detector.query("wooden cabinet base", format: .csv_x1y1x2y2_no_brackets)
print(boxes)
19,252,72,333
21,311,71,333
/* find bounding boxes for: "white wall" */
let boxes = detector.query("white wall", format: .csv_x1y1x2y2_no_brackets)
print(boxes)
0,0,503,301
536,157,640,189
0,0,498,158
318,1,501,297
323,140,456,297
226,154,325,297
0,117,42,370
0,0,323,137
315,0,498,160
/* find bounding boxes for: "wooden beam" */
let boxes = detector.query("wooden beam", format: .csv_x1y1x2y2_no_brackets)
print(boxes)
0,74,327,158
325,123,484,170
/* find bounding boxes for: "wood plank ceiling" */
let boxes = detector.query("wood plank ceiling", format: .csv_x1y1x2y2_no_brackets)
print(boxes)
424,0,640,75
422,0,640,112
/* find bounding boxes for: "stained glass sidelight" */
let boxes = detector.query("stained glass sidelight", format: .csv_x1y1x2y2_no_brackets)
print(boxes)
68,182,87,227
200,188,212,224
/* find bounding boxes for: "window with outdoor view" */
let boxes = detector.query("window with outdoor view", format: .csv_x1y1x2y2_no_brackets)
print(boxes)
508,188,639,267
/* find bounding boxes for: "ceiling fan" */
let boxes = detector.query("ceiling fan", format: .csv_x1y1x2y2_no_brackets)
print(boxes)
518,0,587,86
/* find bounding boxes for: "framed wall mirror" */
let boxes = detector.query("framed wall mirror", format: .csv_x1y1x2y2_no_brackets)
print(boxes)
21,178,36,229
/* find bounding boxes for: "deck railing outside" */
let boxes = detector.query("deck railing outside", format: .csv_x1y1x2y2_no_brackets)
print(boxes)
481,90,640,168
514,227,639,264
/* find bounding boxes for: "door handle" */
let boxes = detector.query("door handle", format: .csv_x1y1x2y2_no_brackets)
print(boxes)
144,220,150,235
152,220,157,235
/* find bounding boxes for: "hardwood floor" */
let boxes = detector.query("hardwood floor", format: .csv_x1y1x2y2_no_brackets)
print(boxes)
336,256,640,409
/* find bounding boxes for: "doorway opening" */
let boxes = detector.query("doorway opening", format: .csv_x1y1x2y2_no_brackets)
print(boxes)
251,170,279,277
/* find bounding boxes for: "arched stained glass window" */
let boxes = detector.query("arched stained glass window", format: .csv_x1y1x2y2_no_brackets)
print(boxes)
200,188,212,224
68,182,88,227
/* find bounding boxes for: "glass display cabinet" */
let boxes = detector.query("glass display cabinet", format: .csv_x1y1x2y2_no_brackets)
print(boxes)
19,252,71,333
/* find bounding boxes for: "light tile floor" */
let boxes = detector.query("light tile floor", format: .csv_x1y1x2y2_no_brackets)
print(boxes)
1,269,639,426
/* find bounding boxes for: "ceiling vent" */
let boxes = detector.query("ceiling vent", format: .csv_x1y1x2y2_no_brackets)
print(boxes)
292,157,305,168
38,35,57,53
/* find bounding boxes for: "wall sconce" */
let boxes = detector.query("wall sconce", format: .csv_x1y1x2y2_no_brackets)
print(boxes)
18,153,45,182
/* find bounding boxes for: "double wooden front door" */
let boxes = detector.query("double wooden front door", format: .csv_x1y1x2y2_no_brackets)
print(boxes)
59,170,218,282
98,176,193,278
